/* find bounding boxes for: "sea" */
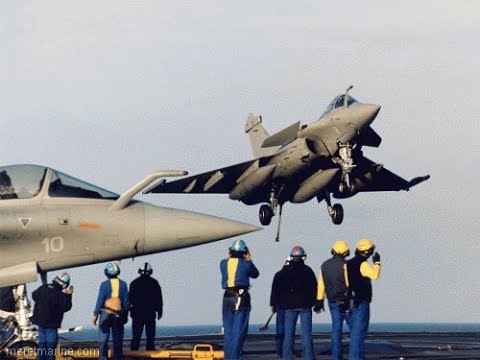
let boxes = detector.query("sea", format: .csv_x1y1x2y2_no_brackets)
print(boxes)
60,323,480,342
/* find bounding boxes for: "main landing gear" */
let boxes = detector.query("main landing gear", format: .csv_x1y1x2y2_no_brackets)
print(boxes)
259,204,273,226
0,285,37,358
320,190,344,225
258,185,284,242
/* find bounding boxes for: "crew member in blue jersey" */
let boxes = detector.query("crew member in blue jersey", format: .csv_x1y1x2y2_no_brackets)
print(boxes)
220,239,259,360
92,262,129,360
347,239,381,360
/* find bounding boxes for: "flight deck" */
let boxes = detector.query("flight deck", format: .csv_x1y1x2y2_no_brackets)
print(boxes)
6,332,478,360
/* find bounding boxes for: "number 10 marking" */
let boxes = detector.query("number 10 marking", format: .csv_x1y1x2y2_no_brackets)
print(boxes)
42,237,64,253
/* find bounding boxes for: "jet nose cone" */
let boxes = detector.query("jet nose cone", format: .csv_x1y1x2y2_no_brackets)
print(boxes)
143,205,261,253
357,104,381,127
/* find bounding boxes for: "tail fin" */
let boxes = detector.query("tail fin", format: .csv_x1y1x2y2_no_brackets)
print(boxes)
244,113,278,158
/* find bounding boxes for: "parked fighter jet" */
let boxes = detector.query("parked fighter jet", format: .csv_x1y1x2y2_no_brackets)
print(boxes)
0,164,260,287
0,164,260,351
145,86,430,240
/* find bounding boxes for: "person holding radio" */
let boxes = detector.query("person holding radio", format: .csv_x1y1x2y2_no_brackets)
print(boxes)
220,239,259,360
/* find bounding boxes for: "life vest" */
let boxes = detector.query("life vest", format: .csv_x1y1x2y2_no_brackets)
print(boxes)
103,278,122,315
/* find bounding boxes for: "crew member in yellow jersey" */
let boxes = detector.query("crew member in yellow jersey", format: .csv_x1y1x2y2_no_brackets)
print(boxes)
315,240,352,360
220,239,259,360
347,239,381,360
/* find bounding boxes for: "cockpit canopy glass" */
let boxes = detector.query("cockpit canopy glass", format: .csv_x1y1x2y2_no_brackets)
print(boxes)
49,170,119,199
320,95,358,118
0,165,47,199
0,165,120,200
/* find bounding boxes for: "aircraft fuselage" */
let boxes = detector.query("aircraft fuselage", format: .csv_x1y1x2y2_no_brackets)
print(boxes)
0,165,260,287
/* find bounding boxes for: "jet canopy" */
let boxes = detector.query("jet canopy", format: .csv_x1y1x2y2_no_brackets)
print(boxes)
0,164,119,200
320,94,358,118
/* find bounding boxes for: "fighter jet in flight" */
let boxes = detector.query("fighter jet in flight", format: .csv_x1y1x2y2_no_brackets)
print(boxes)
145,86,430,240
0,164,259,351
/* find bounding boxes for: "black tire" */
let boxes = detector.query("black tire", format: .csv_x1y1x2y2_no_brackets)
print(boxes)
331,203,344,225
259,204,273,226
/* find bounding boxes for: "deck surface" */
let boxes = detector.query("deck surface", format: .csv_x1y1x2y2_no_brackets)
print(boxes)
54,332,480,359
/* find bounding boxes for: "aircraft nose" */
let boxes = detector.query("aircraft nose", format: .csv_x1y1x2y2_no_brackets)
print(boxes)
142,205,261,254
356,104,381,127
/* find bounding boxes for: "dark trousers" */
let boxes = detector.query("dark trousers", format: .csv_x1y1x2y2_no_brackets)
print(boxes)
131,313,156,350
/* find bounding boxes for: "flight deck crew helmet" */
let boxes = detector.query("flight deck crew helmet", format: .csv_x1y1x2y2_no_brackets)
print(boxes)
104,262,120,277
331,240,350,257
356,238,375,256
53,272,70,289
230,239,247,253
139,262,153,275
290,245,306,261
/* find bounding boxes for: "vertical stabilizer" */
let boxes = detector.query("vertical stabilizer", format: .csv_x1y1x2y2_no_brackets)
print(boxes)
244,113,277,158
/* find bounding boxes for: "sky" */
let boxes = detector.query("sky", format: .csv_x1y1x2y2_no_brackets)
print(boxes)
1,1,479,328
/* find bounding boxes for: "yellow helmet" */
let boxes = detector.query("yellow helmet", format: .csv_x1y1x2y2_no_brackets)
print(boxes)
356,238,375,252
331,240,350,256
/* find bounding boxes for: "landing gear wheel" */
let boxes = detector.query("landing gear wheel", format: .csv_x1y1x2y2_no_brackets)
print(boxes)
339,182,346,193
330,203,344,225
9,340,37,359
259,204,273,226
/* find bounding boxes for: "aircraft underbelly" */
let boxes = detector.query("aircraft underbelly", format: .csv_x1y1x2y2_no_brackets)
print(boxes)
273,162,308,179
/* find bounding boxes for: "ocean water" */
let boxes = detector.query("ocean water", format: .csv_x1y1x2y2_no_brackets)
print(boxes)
61,323,480,342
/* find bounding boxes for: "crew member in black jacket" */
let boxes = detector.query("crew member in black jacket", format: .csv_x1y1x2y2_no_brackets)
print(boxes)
129,262,163,350
315,240,352,360
347,239,381,360
276,245,317,360
31,272,73,360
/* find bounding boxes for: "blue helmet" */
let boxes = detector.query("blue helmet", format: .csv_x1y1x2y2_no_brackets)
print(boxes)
104,262,120,277
54,272,70,289
230,239,247,253
290,245,306,260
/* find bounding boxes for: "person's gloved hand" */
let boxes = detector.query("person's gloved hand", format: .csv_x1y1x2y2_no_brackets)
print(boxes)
372,252,381,264
313,299,324,313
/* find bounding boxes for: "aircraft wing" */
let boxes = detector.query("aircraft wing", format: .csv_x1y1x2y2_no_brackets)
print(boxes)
352,157,430,192
144,159,263,194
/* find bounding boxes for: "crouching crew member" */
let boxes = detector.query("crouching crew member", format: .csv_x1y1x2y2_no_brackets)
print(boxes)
220,239,259,360
129,262,163,350
347,239,381,360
